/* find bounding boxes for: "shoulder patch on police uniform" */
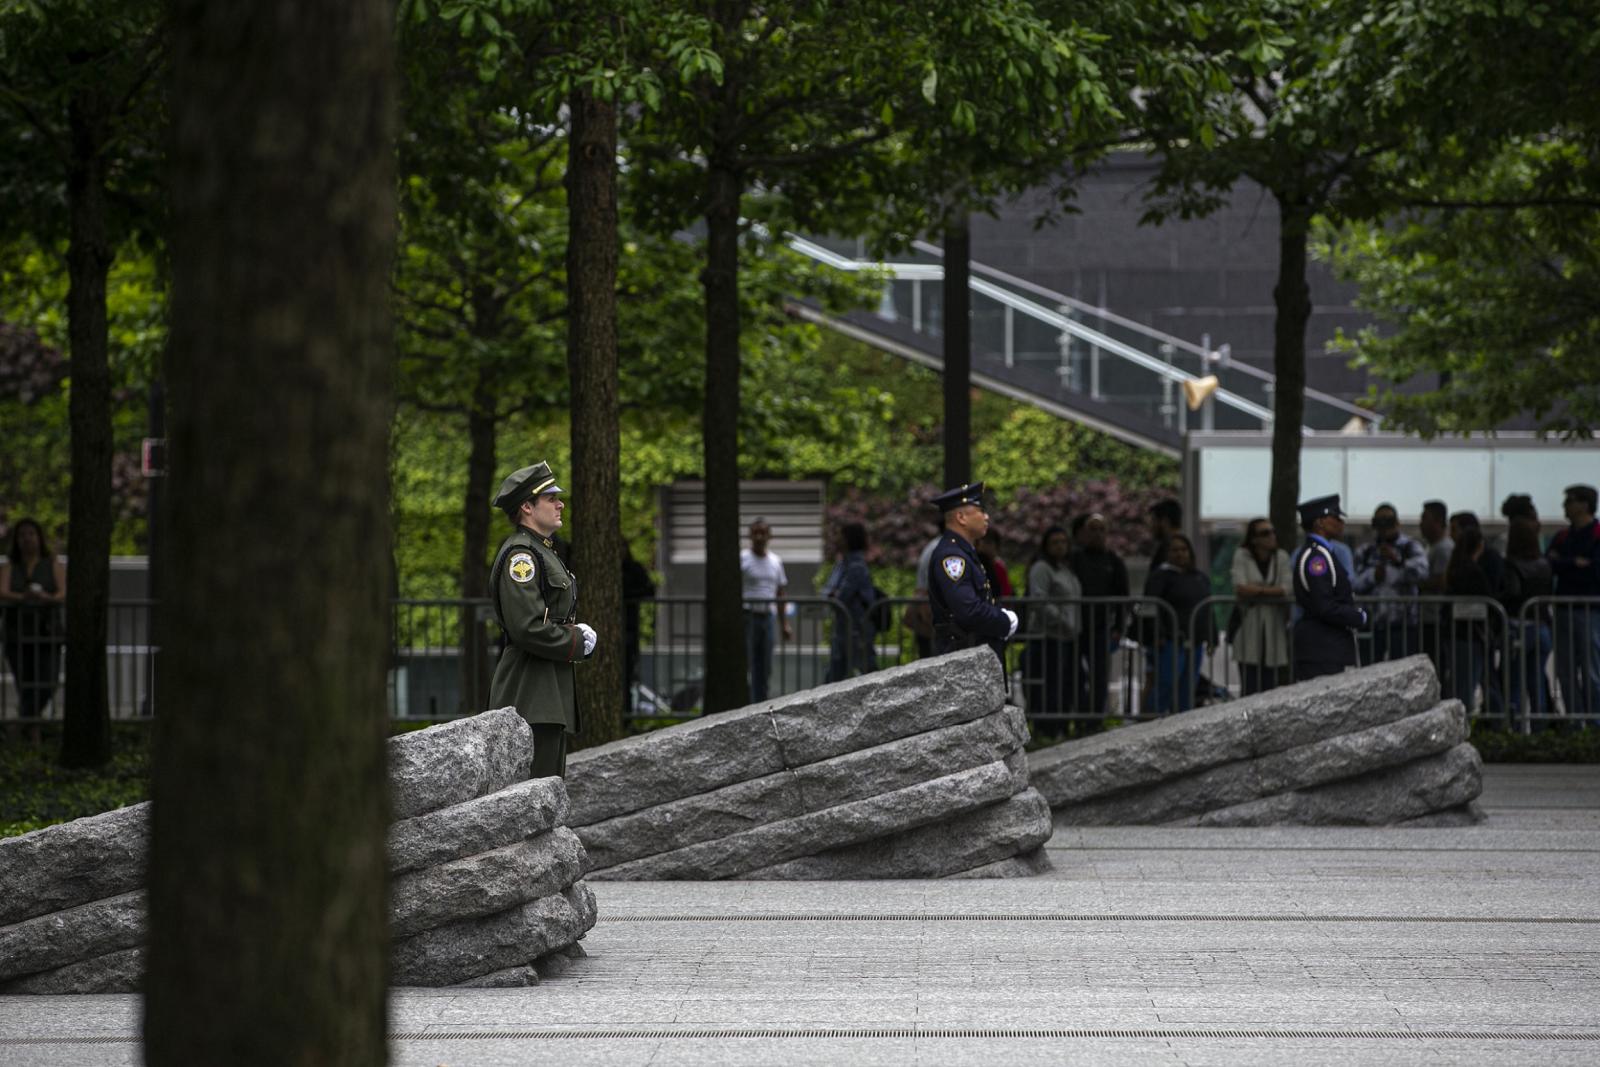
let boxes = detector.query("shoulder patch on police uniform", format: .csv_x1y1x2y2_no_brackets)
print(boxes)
508,552,536,584
942,556,966,581
1307,554,1329,577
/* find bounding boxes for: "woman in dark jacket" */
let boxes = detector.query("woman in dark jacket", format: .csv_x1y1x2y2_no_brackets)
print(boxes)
1143,533,1210,714
822,522,876,682
1,518,66,740
1498,516,1554,723
1445,527,1493,709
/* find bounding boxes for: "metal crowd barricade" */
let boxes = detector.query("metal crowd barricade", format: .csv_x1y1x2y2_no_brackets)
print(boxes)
1008,595,1183,731
0,600,157,723
1187,593,1518,725
0,601,66,723
389,598,495,719
628,595,850,721
872,594,1180,734
23,593,1570,732
1519,596,1600,732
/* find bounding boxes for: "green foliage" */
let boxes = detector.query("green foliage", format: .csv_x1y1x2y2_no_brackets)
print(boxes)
1318,141,1600,438
0,725,150,838
1469,724,1600,765
0,239,165,550
1135,0,1402,225
975,406,1178,499
0,0,165,247
392,325,1175,599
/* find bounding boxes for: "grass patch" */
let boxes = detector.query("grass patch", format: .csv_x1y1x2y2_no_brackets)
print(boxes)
0,725,152,839
1469,722,1600,763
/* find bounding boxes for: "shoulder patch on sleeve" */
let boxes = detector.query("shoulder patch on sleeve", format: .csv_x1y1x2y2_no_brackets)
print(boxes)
1307,553,1329,577
508,552,536,584
942,556,966,581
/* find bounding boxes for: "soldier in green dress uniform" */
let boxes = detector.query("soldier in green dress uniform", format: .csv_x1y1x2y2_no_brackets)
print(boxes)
488,461,596,777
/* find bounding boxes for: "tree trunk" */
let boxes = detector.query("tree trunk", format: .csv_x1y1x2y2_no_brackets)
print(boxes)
60,86,113,769
147,2,396,1063
942,216,971,490
699,160,749,714
1270,197,1312,551
566,88,625,745
458,373,496,714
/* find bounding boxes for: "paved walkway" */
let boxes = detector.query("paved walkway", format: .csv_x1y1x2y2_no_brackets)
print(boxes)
4,764,1598,1066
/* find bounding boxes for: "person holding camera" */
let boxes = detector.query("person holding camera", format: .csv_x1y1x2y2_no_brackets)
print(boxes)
1353,502,1429,664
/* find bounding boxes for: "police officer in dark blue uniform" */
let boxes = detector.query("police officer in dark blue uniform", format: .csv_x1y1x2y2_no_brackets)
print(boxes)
928,482,1018,662
1292,494,1368,681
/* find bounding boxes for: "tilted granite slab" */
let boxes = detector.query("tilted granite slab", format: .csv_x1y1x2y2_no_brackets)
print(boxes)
0,946,145,995
1,710,594,992
0,803,149,926
452,962,540,988
391,882,597,986
447,942,588,988
1057,701,1468,826
389,777,568,875
390,827,587,938
389,707,533,821
1029,656,1440,808
945,846,1053,879
1396,801,1486,827
573,705,1028,870
0,891,145,982
742,788,1053,880
1182,742,1484,827
588,753,1029,880
566,647,1005,825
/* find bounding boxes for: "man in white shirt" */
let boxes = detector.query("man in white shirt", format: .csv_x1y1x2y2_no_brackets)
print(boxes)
740,518,791,702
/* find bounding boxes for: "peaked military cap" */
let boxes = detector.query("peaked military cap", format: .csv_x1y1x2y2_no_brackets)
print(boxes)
492,461,564,514
932,481,987,513
1297,493,1344,530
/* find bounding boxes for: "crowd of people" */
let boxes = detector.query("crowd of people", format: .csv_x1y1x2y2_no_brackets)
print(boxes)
754,482,1600,733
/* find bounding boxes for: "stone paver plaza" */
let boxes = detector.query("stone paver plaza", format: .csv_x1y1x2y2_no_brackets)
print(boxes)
3,764,1597,1065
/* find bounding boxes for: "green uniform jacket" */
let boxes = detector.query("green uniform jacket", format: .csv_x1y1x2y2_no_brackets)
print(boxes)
488,526,582,733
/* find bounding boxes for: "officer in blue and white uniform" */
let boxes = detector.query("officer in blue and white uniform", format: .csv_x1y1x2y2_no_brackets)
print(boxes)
928,482,1018,663
1292,494,1368,681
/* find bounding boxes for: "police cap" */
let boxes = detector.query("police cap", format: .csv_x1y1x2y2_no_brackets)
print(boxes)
492,461,564,515
1297,493,1344,530
932,481,987,513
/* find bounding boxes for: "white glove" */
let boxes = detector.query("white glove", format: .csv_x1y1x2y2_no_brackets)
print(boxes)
577,623,597,657
1001,608,1019,639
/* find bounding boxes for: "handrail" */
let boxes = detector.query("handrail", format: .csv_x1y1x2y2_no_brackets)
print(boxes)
788,233,1381,427
908,237,1380,424
789,235,1273,424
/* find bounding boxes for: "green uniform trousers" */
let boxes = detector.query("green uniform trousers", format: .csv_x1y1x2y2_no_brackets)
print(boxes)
530,723,568,779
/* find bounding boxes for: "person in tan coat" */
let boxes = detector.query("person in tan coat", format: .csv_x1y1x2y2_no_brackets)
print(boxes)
488,461,595,777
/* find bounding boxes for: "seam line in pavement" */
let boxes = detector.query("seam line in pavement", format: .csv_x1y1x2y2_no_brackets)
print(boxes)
10,1028,1600,1045
1045,845,1600,854
601,912,1600,924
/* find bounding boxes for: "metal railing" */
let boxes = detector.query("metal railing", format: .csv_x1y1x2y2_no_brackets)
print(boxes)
5,595,1594,732
788,234,1375,435
1,601,155,722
